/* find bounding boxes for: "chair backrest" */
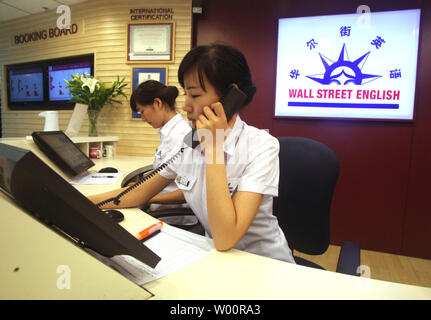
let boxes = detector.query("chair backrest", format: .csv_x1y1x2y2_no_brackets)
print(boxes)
273,137,340,255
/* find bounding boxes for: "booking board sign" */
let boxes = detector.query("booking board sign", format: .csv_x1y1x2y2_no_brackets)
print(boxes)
274,9,421,120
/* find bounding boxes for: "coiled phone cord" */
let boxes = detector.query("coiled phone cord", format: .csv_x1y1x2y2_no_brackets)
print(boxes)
96,147,185,208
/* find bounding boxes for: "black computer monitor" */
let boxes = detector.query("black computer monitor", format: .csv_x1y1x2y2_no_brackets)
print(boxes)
8,67,44,103
32,131,94,176
48,61,92,102
0,143,161,268
6,53,94,110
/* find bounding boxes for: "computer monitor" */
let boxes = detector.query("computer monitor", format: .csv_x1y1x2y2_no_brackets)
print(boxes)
32,131,94,176
48,61,91,101
5,53,94,110
0,143,161,268
8,67,44,103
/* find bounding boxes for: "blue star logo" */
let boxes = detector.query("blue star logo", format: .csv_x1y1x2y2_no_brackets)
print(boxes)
307,44,381,85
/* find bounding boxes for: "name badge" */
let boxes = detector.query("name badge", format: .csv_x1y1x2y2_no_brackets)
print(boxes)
175,174,196,191
155,149,162,159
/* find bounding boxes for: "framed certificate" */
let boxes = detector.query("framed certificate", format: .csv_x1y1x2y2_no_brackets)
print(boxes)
131,66,168,120
127,22,175,63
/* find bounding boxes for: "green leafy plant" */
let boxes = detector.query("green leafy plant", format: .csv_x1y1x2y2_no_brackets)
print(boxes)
64,73,127,111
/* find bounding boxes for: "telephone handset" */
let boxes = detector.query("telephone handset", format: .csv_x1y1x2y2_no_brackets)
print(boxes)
121,164,153,188
184,85,247,149
96,85,247,208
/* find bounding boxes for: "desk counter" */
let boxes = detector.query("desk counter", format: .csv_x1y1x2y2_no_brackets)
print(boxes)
1,138,431,300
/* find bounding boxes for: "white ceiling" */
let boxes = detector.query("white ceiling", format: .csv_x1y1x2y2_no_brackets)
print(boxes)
0,0,87,22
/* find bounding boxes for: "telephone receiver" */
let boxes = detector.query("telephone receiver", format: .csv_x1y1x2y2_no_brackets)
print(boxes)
183,85,247,149
96,86,247,208
121,164,153,188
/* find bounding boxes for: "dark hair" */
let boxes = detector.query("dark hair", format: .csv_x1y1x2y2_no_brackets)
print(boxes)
130,80,179,112
178,43,256,109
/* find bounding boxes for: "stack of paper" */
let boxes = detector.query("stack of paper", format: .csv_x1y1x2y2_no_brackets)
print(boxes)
86,224,214,286
70,172,123,185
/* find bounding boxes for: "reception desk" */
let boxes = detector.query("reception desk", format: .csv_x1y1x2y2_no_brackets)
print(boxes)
1,137,431,300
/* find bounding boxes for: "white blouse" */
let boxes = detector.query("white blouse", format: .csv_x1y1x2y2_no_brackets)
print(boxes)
159,115,295,264
149,114,191,213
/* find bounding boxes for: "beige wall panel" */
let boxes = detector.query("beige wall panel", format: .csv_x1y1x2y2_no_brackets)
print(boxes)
0,0,192,157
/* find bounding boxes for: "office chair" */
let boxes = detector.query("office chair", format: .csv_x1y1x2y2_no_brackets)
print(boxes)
121,165,205,236
274,136,360,276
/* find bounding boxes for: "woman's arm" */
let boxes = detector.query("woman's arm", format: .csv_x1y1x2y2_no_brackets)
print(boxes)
87,173,173,209
198,104,263,251
206,163,262,250
148,189,186,204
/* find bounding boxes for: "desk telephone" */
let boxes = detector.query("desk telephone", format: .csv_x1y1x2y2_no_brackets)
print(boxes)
96,86,247,208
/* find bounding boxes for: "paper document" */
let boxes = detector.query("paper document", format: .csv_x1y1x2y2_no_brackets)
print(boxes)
70,172,123,185
86,224,214,286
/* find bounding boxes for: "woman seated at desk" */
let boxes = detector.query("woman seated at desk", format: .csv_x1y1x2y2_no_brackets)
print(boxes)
88,43,295,264
130,80,194,225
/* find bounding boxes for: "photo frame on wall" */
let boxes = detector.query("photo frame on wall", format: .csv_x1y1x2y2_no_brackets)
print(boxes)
127,22,175,63
131,66,168,120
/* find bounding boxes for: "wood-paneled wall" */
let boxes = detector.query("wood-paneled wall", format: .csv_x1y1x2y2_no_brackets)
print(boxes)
0,0,192,156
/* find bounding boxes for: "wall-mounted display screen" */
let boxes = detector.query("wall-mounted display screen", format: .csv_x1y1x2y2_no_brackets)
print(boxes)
274,9,421,120
8,68,44,102
48,62,91,101
5,54,94,110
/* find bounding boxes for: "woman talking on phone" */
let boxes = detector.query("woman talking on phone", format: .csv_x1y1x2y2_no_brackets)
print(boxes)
89,44,295,264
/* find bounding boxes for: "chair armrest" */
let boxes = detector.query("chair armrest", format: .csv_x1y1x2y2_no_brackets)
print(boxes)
336,241,360,276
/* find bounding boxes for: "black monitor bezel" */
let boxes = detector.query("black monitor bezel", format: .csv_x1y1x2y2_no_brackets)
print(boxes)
32,130,95,176
0,142,161,269
6,54,94,110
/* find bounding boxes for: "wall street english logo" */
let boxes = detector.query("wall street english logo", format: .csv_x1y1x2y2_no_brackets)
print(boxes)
288,34,401,104
276,9,420,120
306,43,380,86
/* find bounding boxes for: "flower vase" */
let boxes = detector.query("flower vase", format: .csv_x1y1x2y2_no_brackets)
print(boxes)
87,109,101,137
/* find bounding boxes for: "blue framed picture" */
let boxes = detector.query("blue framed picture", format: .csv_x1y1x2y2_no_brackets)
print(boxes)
131,66,168,119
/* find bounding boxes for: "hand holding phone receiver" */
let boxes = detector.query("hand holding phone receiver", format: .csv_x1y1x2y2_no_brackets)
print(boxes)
96,86,247,207
184,86,247,149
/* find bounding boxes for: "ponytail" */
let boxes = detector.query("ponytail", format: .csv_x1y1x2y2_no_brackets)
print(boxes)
130,80,179,112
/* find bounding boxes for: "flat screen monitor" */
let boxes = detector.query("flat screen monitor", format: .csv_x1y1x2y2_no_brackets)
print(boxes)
274,9,421,120
32,130,95,176
8,67,44,103
48,62,91,101
5,53,94,110
0,143,161,268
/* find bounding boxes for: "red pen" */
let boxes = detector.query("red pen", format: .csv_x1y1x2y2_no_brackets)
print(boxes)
135,222,163,241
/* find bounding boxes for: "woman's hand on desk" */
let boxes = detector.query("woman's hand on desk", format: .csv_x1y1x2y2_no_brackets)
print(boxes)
87,173,173,209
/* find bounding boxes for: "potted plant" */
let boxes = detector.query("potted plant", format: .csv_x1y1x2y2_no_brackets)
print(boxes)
65,73,127,136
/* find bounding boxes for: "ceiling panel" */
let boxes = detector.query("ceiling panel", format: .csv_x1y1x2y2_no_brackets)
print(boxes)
3,0,57,14
0,0,87,22
0,3,28,21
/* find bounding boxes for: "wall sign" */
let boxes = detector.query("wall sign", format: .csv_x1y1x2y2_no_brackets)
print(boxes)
11,22,81,46
130,8,174,21
274,9,421,120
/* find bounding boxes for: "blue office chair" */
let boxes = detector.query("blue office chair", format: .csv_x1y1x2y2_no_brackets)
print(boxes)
274,136,360,276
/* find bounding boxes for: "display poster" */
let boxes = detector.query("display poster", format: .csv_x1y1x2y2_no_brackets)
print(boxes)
274,9,421,120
